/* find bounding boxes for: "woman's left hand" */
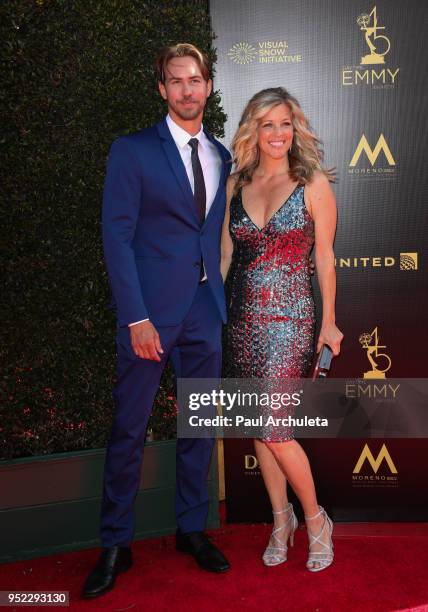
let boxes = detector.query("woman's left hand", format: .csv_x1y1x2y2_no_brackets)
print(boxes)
317,323,344,356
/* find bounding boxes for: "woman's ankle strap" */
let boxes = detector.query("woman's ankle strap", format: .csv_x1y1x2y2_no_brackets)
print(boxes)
273,502,293,516
304,505,324,521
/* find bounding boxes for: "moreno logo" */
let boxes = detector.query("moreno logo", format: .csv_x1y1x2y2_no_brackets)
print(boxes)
350,134,395,167
353,443,398,474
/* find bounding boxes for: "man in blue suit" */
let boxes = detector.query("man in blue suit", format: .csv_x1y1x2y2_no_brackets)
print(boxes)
83,43,231,599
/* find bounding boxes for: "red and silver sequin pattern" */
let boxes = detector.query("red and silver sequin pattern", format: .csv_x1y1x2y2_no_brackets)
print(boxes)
223,184,315,441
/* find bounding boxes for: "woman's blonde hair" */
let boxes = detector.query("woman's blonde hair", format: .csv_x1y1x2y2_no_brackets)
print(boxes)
231,87,335,192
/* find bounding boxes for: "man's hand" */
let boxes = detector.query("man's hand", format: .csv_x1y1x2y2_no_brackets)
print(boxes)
129,320,164,361
309,257,315,275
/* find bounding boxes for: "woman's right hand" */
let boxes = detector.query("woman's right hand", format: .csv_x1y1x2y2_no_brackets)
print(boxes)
316,323,344,356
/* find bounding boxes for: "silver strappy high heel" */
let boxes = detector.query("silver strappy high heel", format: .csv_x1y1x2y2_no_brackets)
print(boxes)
263,502,298,566
305,505,334,572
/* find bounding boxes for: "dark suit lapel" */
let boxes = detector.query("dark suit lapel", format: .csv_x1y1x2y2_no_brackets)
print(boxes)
203,130,229,227
156,119,200,225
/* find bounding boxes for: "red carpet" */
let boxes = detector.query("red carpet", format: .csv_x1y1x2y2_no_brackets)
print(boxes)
1,517,428,611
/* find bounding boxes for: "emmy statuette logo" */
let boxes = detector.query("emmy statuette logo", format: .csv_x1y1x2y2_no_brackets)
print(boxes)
350,134,395,167
359,327,392,379
342,6,399,87
353,443,398,474
357,6,391,65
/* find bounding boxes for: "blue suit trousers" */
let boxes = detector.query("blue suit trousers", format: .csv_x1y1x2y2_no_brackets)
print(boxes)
100,282,222,546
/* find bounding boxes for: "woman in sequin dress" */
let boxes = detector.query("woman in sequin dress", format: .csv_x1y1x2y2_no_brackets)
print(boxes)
221,88,343,572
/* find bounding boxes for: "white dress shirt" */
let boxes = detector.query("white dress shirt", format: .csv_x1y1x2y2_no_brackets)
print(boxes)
129,115,222,326
165,114,222,217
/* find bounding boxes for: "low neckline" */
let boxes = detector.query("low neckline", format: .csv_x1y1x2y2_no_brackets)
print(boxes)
239,183,301,232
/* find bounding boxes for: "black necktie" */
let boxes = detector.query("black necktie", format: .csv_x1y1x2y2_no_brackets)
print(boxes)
188,138,206,226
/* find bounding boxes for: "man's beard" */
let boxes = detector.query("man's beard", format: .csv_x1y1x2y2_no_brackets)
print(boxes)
173,99,205,121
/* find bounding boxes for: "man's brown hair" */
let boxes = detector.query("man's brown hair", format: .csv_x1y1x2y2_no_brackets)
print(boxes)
155,43,211,83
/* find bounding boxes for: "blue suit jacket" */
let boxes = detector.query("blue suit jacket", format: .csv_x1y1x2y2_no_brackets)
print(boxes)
102,117,231,327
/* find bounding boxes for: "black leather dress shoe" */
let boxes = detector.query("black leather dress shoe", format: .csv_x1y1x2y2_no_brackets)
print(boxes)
82,546,133,599
176,531,230,573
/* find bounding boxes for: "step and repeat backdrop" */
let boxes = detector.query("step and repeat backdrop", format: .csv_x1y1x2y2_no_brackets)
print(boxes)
210,0,428,521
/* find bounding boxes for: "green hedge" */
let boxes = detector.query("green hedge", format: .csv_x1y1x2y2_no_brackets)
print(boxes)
0,0,227,460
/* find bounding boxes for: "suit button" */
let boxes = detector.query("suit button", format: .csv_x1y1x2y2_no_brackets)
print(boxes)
194,261,201,267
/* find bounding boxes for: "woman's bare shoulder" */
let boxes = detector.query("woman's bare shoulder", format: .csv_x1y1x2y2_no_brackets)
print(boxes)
226,174,239,199
305,171,334,200
308,170,332,188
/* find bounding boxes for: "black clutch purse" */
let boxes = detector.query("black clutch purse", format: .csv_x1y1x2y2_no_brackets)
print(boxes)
312,344,333,379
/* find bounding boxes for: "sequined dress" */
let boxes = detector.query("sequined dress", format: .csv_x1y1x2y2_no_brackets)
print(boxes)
223,184,315,441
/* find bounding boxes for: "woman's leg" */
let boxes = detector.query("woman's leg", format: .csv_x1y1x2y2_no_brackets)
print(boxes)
254,439,297,565
263,439,333,570
254,438,288,512
265,440,318,516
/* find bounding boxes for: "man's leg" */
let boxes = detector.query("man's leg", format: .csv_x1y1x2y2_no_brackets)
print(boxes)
100,323,180,546
173,283,229,572
83,323,183,598
174,283,222,533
